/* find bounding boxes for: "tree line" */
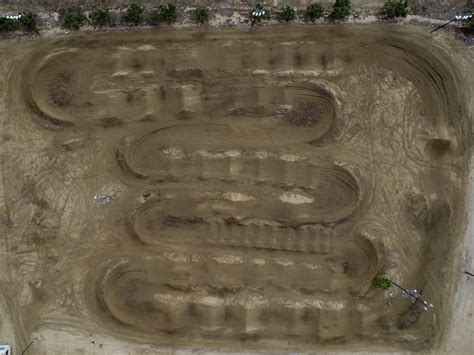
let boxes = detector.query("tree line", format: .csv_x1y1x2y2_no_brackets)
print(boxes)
0,1,468,34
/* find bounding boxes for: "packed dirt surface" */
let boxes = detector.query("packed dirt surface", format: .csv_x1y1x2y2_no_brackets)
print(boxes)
0,27,471,353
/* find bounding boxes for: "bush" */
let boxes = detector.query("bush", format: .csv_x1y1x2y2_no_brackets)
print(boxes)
156,4,177,24
19,12,39,33
373,276,392,290
279,5,296,22
89,9,111,27
382,0,408,19
0,17,20,32
331,0,351,20
148,9,161,25
306,3,324,22
123,3,143,26
250,2,270,24
62,9,86,30
148,4,177,25
195,6,209,24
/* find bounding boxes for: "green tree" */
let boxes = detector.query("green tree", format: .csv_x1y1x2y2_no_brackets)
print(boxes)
306,3,324,22
0,17,20,32
279,5,296,22
62,9,86,30
89,9,111,28
19,12,39,33
195,6,209,24
373,276,392,290
382,0,408,19
123,3,143,26
156,4,177,24
331,0,351,20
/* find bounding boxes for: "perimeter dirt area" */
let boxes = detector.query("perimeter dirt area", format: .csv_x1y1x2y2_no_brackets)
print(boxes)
0,26,471,353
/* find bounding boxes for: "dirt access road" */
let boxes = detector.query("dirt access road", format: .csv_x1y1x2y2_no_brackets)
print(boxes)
0,26,471,353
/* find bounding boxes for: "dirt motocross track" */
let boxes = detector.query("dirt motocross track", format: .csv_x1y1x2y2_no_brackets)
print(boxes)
0,27,471,352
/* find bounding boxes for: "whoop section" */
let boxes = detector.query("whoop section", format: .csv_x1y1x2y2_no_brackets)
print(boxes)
24,47,338,135
90,240,379,338
120,123,361,224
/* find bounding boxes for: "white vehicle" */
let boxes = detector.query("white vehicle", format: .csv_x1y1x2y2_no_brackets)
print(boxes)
6,14,22,20
455,14,472,21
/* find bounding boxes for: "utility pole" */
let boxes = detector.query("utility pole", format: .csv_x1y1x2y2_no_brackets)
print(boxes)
430,13,473,34
21,338,37,355
373,276,433,311
389,280,433,311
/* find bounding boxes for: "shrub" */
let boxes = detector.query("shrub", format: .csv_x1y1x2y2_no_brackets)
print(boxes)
108,11,121,26
279,5,296,22
195,6,209,24
306,3,324,22
331,0,351,20
373,276,392,290
160,4,177,24
382,0,408,19
148,9,161,25
62,9,86,30
250,2,270,25
89,9,111,27
19,12,39,33
123,3,143,26
0,17,20,32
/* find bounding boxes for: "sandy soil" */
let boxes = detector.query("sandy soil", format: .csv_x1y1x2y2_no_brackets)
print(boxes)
0,26,471,353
